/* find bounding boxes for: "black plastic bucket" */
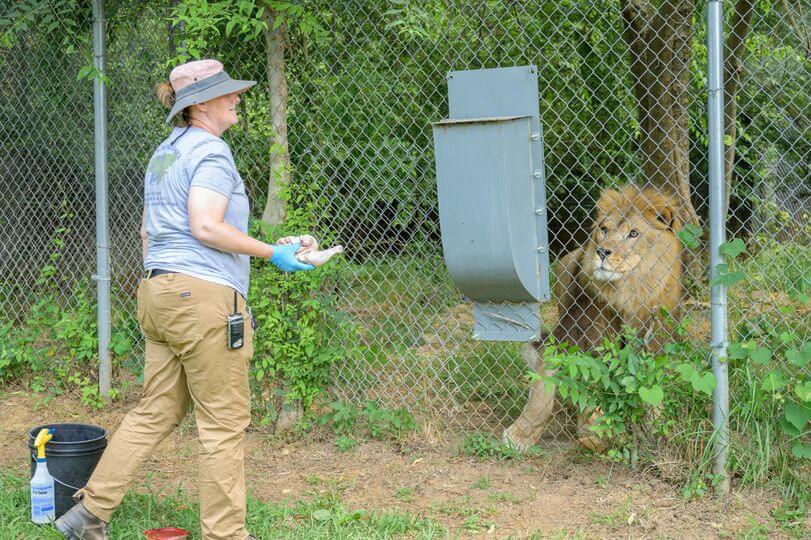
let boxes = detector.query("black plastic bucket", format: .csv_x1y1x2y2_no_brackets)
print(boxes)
28,423,108,519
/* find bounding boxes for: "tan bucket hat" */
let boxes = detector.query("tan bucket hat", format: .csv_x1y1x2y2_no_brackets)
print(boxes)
166,59,256,123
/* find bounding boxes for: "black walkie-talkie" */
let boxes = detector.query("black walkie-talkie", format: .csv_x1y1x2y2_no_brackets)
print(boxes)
227,291,244,349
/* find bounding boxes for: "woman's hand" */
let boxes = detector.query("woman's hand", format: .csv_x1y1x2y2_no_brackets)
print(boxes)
276,234,318,255
269,243,315,272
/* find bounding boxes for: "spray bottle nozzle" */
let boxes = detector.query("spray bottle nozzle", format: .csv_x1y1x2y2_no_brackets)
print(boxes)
34,428,54,460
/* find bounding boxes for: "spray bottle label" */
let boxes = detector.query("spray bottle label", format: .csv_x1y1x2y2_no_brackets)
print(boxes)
31,484,55,521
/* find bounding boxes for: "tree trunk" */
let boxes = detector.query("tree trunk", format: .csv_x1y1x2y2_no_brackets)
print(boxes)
622,0,700,226
261,5,290,225
622,0,756,224
724,0,755,214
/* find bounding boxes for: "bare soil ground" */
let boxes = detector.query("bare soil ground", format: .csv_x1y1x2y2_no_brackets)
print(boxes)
0,389,799,539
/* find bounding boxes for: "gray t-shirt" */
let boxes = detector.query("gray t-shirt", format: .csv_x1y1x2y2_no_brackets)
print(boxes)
143,126,250,297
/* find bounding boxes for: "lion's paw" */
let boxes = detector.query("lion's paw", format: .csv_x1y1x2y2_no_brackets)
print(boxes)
502,425,537,453
575,433,609,453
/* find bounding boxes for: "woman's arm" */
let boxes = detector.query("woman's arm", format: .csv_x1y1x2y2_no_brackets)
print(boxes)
188,186,276,258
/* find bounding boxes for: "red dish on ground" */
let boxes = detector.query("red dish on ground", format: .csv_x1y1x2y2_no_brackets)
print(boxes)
144,527,189,540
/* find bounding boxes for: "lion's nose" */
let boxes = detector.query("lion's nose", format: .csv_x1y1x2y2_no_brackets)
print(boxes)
596,248,612,261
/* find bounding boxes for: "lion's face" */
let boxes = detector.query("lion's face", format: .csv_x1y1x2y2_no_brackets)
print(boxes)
586,188,684,284
590,213,658,281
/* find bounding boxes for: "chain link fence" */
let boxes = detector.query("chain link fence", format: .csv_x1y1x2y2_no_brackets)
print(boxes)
1,1,808,468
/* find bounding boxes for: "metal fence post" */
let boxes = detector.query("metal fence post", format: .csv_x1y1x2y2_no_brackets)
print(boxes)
707,0,730,496
93,0,112,398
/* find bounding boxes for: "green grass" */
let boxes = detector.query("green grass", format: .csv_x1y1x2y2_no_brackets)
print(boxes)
444,342,529,420
338,255,457,354
0,473,445,539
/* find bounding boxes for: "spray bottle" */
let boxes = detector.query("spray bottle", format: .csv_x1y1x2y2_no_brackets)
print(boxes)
31,428,56,524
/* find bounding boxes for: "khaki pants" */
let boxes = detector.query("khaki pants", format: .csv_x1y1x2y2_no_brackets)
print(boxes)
77,273,253,540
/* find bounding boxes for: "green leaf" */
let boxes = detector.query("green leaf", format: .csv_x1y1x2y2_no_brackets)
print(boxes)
726,342,749,360
723,134,734,146
761,370,787,393
780,417,801,436
791,442,811,460
690,372,717,396
719,238,746,258
675,362,696,381
710,269,745,287
784,401,811,431
111,338,131,356
750,347,772,364
786,349,807,368
76,64,92,80
677,223,702,249
795,381,811,403
780,332,797,344
638,385,664,406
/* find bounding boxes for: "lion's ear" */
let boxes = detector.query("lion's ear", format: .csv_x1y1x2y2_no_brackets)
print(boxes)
646,204,682,232
595,189,620,219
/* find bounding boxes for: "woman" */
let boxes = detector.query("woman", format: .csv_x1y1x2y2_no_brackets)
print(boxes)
56,59,312,540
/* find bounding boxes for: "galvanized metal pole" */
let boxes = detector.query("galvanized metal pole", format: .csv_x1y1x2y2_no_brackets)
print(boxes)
93,0,112,398
707,0,729,496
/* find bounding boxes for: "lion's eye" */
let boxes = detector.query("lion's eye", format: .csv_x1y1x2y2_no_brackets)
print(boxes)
599,227,607,235
628,229,639,238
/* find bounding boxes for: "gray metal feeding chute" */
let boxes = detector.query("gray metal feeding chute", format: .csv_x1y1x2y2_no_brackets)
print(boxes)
432,65,551,341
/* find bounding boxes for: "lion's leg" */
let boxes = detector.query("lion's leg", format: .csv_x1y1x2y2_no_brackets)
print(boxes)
503,342,556,452
575,409,609,452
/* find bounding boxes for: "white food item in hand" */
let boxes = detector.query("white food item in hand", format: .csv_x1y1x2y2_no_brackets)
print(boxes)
296,245,344,267
277,234,318,253
275,235,344,267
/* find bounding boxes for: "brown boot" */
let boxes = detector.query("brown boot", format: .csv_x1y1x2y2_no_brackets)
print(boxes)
54,502,108,540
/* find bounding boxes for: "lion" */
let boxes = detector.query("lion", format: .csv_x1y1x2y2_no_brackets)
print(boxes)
503,184,686,451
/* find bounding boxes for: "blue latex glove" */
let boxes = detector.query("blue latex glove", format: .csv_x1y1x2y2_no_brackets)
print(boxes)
270,242,315,273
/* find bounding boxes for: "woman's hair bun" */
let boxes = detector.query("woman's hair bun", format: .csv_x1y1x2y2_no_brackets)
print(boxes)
155,82,175,109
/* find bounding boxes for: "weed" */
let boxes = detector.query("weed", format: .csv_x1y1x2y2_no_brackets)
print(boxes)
362,400,418,440
461,513,493,533
461,433,546,461
472,475,491,490
394,487,414,502
769,491,808,535
305,474,322,486
334,434,357,452
320,400,418,447
249,214,356,414
541,529,587,540
589,498,635,530
488,491,522,504
735,516,772,540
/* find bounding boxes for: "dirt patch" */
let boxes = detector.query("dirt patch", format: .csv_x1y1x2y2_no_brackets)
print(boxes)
0,390,794,538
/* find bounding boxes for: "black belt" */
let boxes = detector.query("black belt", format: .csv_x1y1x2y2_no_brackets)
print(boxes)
144,268,174,279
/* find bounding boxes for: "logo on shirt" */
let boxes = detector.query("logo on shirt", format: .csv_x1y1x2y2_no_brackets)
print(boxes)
146,150,178,186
